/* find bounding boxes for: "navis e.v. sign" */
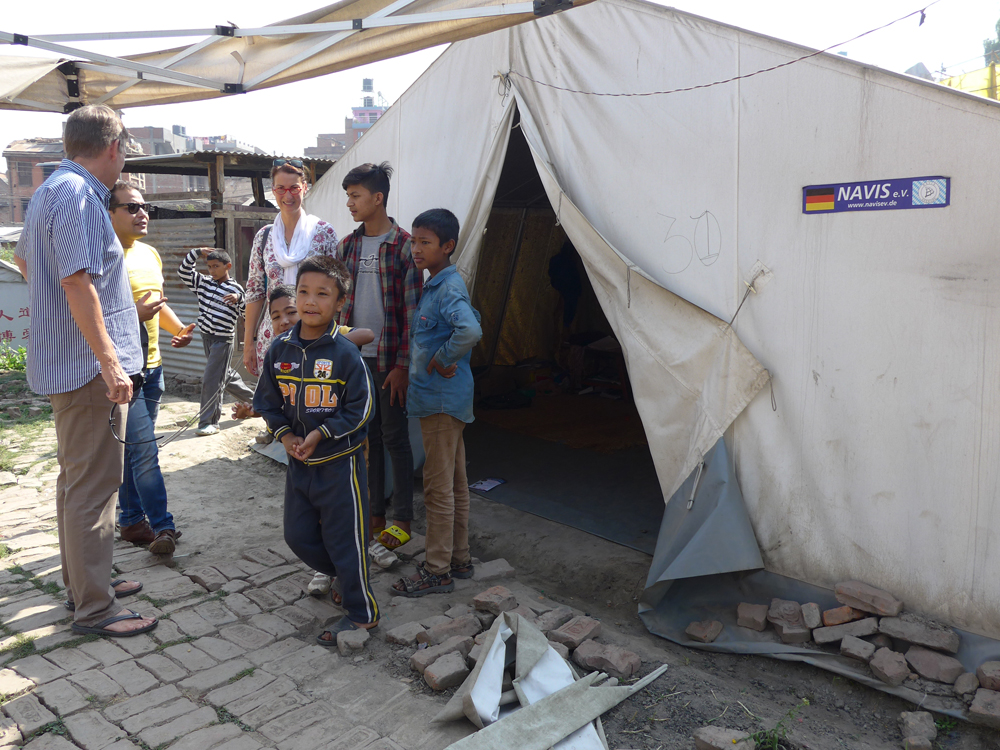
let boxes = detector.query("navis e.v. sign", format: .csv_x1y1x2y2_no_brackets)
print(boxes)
802,176,950,214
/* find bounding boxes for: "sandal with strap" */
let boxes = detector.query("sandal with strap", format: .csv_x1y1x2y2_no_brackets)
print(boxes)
378,525,411,550
450,562,475,580
71,610,158,637
390,563,454,598
65,579,143,611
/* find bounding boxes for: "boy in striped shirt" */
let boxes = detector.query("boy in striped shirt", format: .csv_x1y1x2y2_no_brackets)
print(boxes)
179,248,255,436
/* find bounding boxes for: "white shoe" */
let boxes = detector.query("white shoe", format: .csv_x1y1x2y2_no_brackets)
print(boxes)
308,572,332,596
368,539,398,570
195,424,220,436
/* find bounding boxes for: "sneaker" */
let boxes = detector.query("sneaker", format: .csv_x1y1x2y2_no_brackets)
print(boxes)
308,572,332,597
368,539,398,570
195,424,220,437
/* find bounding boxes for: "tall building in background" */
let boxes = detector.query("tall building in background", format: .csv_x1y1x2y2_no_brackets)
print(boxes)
304,78,388,160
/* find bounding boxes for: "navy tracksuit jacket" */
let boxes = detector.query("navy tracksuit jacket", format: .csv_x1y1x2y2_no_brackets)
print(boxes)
254,321,379,624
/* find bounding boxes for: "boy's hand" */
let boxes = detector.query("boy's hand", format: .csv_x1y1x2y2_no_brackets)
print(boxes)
280,433,303,458
170,323,195,348
199,248,212,258
383,368,408,406
232,401,258,420
136,291,167,322
222,293,240,306
427,357,457,379
292,430,324,461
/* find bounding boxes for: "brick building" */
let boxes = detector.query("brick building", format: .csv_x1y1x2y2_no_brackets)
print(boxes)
3,139,64,223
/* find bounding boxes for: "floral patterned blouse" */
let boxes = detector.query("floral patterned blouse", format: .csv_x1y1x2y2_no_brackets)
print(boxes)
245,218,339,376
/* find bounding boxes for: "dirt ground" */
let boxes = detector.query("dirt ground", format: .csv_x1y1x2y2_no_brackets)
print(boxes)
10,387,998,750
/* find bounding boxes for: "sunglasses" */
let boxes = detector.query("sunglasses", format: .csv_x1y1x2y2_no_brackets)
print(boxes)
272,185,303,196
273,159,304,168
110,202,149,214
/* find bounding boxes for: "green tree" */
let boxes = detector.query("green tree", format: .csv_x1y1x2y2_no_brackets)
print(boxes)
984,15,1000,65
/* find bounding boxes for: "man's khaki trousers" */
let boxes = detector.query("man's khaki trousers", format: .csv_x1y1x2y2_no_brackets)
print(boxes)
50,375,127,626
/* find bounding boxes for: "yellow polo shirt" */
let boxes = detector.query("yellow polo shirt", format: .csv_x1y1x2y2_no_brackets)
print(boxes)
124,240,164,369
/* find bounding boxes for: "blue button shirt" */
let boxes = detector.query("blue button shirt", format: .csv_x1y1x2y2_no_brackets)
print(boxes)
407,265,482,423
15,160,143,395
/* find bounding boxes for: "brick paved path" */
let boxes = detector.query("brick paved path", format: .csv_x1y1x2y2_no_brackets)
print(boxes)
0,426,500,750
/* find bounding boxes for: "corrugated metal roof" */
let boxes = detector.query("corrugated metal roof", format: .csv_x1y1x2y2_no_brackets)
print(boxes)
3,139,64,156
124,150,336,179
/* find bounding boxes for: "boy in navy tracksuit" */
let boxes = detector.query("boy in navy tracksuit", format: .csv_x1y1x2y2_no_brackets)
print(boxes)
253,256,379,643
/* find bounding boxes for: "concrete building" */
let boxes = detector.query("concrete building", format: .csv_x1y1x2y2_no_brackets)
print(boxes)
129,125,207,195
304,132,351,160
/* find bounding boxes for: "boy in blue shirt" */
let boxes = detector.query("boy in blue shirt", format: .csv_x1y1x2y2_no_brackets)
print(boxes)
391,209,482,597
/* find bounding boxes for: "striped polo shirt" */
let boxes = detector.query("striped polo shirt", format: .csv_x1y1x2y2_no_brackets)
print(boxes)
14,160,143,396
178,249,246,336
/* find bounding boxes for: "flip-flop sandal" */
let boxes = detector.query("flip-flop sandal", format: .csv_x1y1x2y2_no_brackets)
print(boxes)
316,616,378,647
378,525,411,550
450,563,475,579
64,579,143,611
368,539,398,570
390,563,455,598
70,610,158,637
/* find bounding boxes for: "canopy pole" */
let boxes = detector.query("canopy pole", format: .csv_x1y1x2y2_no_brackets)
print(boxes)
242,0,423,91
0,31,229,91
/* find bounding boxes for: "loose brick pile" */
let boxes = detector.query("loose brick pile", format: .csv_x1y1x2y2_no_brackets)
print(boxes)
386,583,644,693
683,579,1000,733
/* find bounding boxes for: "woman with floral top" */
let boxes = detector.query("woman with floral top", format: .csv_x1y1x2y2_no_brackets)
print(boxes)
243,159,339,376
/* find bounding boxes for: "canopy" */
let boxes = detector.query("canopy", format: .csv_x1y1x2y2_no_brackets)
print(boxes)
0,0,584,112
305,0,1000,639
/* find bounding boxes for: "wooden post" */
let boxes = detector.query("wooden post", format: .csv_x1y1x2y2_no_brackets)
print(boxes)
209,154,225,211
251,175,266,207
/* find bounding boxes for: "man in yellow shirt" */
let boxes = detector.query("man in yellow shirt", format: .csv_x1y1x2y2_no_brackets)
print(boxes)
109,181,193,555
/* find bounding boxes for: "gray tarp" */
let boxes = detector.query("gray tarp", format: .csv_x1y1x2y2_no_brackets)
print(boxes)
638,441,1000,721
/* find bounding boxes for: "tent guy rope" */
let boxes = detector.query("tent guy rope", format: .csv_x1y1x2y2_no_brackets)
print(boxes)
502,0,940,98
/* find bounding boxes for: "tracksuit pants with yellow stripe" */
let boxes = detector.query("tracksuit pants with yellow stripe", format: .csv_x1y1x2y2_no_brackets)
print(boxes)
284,450,379,625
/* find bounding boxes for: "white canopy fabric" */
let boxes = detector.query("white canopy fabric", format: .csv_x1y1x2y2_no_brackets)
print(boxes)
0,0,585,112
0,57,64,111
306,0,1000,639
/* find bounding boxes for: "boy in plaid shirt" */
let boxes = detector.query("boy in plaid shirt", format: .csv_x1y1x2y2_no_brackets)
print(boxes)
337,162,421,558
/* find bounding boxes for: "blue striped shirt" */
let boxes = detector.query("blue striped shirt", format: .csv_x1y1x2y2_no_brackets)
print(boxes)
14,159,143,395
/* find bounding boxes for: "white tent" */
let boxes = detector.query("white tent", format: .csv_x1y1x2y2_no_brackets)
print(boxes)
306,0,1000,639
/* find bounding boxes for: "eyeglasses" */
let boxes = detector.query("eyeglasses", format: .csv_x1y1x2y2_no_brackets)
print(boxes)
273,159,304,168
272,185,303,196
110,202,149,214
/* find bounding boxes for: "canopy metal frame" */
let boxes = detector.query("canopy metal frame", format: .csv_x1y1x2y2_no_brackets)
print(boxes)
0,0,568,108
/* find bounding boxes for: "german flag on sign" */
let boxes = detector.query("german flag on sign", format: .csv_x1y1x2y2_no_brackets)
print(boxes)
805,187,835,212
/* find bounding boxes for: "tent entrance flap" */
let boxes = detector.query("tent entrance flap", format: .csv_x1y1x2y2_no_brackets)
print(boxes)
465,116,665,554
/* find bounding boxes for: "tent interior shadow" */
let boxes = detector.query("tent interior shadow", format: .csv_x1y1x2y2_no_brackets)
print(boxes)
465,115,663,554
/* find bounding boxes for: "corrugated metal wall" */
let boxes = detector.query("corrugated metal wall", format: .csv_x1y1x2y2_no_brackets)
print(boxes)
145,217,217,382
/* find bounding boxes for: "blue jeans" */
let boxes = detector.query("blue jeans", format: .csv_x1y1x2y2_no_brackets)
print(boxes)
118,366,175,533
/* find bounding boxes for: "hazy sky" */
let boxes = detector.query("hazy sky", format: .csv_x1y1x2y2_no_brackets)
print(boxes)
1,0,997,172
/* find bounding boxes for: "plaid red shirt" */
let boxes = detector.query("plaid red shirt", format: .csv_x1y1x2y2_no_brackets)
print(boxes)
337,219,421,373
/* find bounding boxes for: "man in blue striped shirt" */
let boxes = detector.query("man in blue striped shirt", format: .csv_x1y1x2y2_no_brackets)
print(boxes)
14,105,158,638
